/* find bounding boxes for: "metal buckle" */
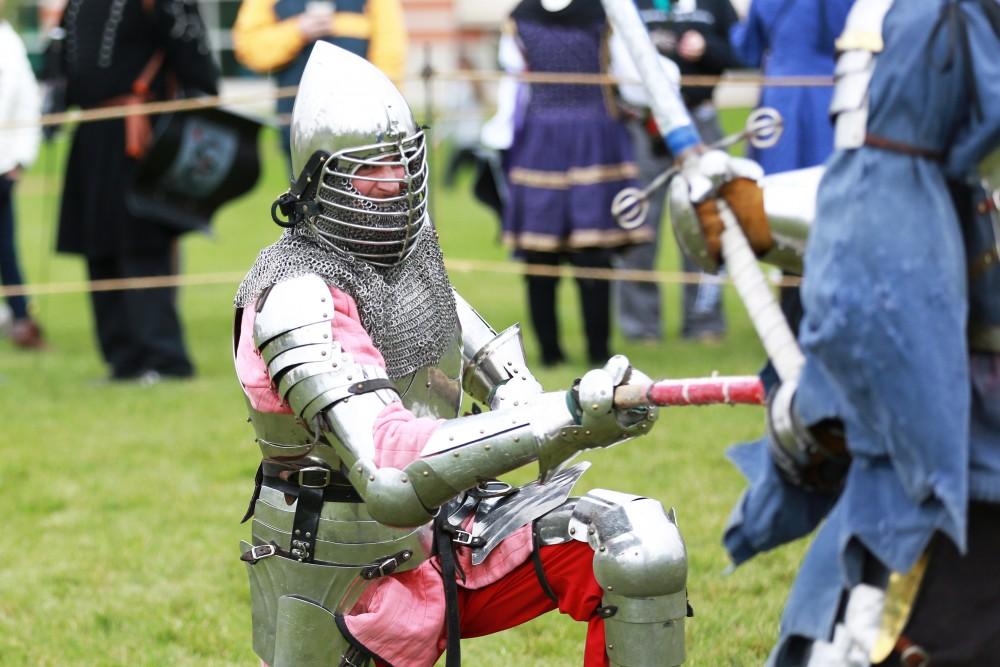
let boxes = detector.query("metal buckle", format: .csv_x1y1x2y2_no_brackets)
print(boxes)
377,557,398,577
246,543,277,563
290,539,312,561
473,479,515,498
297,466,331,489
451,529,476,546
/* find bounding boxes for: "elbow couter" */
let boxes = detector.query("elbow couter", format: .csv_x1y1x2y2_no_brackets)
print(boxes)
365,467,435,527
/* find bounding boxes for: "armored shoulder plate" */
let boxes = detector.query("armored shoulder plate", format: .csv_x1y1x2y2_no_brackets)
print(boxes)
253,274,397,422
831,0,894,149
253,273,334,349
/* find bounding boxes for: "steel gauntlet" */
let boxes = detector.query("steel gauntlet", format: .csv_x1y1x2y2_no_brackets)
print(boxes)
568,355,659,448
767,380,850,492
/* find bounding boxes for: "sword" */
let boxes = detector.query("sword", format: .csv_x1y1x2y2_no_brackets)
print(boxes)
614,375,765,409
602,0,804,383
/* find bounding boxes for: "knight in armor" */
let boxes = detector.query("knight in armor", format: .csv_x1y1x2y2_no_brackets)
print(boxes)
667,0,1000,663
233,42,689,667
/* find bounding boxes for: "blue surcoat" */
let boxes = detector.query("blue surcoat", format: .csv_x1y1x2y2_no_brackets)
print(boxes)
723,1,1000,660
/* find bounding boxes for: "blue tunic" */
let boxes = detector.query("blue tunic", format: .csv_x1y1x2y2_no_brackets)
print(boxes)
730,0,853,173
723,1,1000,660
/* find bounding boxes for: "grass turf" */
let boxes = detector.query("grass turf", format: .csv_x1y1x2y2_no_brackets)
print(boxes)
0,110,808,666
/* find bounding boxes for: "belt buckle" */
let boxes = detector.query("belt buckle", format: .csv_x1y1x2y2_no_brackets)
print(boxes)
297,466,331,489
244,543,277,564
451,529,475,546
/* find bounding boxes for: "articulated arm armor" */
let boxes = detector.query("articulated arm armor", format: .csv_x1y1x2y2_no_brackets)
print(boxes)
255,275,656,528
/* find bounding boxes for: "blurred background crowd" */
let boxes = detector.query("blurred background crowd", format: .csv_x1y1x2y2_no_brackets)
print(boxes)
0,0,845,378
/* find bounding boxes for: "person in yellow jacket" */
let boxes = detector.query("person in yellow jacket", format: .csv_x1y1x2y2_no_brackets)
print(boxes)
233,0,407,171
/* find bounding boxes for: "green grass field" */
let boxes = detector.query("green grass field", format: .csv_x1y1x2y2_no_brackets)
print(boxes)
0,113,809,666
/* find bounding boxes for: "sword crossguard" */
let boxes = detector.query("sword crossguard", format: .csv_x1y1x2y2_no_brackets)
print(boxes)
611,187,650,229
611,109,784,230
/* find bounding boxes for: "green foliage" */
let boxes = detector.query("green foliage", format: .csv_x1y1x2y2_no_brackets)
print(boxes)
0,115,806,666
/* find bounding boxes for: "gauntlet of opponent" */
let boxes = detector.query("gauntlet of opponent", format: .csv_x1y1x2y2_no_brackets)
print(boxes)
766,380,850,493
681,148,772,262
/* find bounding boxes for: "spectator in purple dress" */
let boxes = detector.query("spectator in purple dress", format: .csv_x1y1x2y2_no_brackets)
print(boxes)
500,0,652,366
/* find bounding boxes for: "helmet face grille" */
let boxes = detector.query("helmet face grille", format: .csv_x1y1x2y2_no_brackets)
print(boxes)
310,130,428,267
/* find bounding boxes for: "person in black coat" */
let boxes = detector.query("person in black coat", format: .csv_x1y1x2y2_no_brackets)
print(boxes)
56,0,219,381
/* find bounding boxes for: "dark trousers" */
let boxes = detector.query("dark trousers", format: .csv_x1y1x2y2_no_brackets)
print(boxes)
86,249,194,378
888,502,1000,666
0,177,29,320
523,249,612,366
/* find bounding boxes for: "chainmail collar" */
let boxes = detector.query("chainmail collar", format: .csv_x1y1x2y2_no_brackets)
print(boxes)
235,225,458,380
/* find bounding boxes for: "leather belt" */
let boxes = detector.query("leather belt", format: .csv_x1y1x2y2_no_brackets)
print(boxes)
241,461,362,526
864,134,944,162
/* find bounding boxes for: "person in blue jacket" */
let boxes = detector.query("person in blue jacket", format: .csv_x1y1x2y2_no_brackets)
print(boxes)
730,0,852,173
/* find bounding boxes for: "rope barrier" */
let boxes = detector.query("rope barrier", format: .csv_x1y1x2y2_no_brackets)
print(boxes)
0,259,802,298
0,70,833,132
0,65,811,301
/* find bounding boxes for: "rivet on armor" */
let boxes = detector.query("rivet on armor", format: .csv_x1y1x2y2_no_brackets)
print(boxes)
369,475,376,481
425,381,431,388
591,404,600,411
333,363,339,368
320,297,326,302
585,430,592,436
599,546,606,552
513,401,520,406
422,471,429,476
588,528,595,535
321,351,327,356
305,532,311,538
514,437,520,443
449,435,455,441
400,475,408,483
479,429,484,434
484,444,491,451
453,452,460,457
295,529,301,535
402,551,411,560
607,585,614,591
347,376,353,381
322,313,328,318
323,334,329,339
608,644,614,650
569,527,576,535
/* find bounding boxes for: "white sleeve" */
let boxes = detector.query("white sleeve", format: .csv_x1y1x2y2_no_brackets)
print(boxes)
609,29,681,109
480,31,526,151
1,30,42,171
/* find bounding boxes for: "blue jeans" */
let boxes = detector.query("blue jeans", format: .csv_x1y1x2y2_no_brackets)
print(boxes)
0,176,29,320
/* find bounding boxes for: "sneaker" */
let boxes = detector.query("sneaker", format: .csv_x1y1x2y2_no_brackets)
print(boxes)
10,319,46,350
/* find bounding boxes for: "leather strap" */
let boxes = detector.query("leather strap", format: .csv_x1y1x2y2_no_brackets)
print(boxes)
434,513,463,667
864,134,944,161
530,525,559,605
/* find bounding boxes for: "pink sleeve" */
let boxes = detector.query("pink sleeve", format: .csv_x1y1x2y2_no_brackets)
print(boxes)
235,305,292,414
235,285,442,466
